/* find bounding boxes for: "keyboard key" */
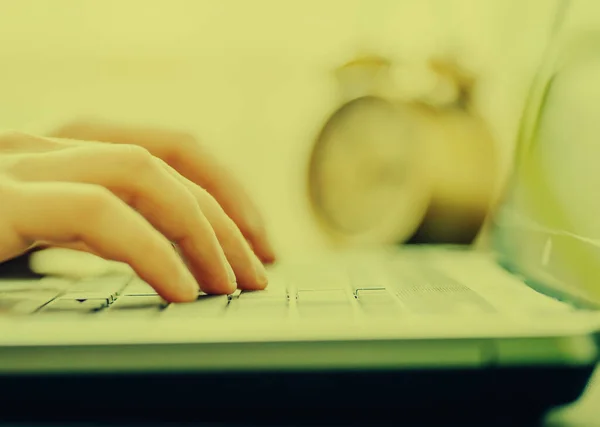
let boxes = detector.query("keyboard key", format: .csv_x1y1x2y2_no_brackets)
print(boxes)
296,289,349,303
105,295,167,316
238,288,287,300
40,298,107,313
296,289,353,318
110,295,167,308
227,304,288,319
355,288,396,303
164,295,228,318
59,292,112,304
356,288,401,317
123,277,158,296
227,292,289,319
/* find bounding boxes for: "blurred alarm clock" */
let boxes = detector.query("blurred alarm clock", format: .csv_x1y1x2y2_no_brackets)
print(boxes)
307,55,497,246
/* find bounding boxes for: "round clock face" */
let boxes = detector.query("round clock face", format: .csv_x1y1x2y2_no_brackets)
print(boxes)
308,96,432,245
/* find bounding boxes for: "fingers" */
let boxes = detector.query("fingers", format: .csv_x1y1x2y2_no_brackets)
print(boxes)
168,138,276,264
160,160,268,290
50,120,277,263
8,144,237,295
3,180,199,302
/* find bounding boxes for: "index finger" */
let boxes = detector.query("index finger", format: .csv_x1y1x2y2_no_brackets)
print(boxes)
3,180,199,303
50,120,277,263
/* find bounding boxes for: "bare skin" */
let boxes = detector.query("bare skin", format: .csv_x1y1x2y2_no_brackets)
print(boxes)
0,121,276,303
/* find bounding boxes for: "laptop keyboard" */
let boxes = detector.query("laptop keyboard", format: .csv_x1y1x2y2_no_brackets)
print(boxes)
0,258,500,320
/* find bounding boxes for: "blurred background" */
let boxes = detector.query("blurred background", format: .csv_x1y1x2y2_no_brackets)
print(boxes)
0,0,596,258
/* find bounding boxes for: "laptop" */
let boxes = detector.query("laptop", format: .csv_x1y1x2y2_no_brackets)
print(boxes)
1,6,599,425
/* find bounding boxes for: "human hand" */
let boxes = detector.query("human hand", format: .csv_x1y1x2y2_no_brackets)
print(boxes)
0,122,275,302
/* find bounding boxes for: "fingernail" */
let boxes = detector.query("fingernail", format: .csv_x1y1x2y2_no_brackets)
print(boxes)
253,256,268,287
